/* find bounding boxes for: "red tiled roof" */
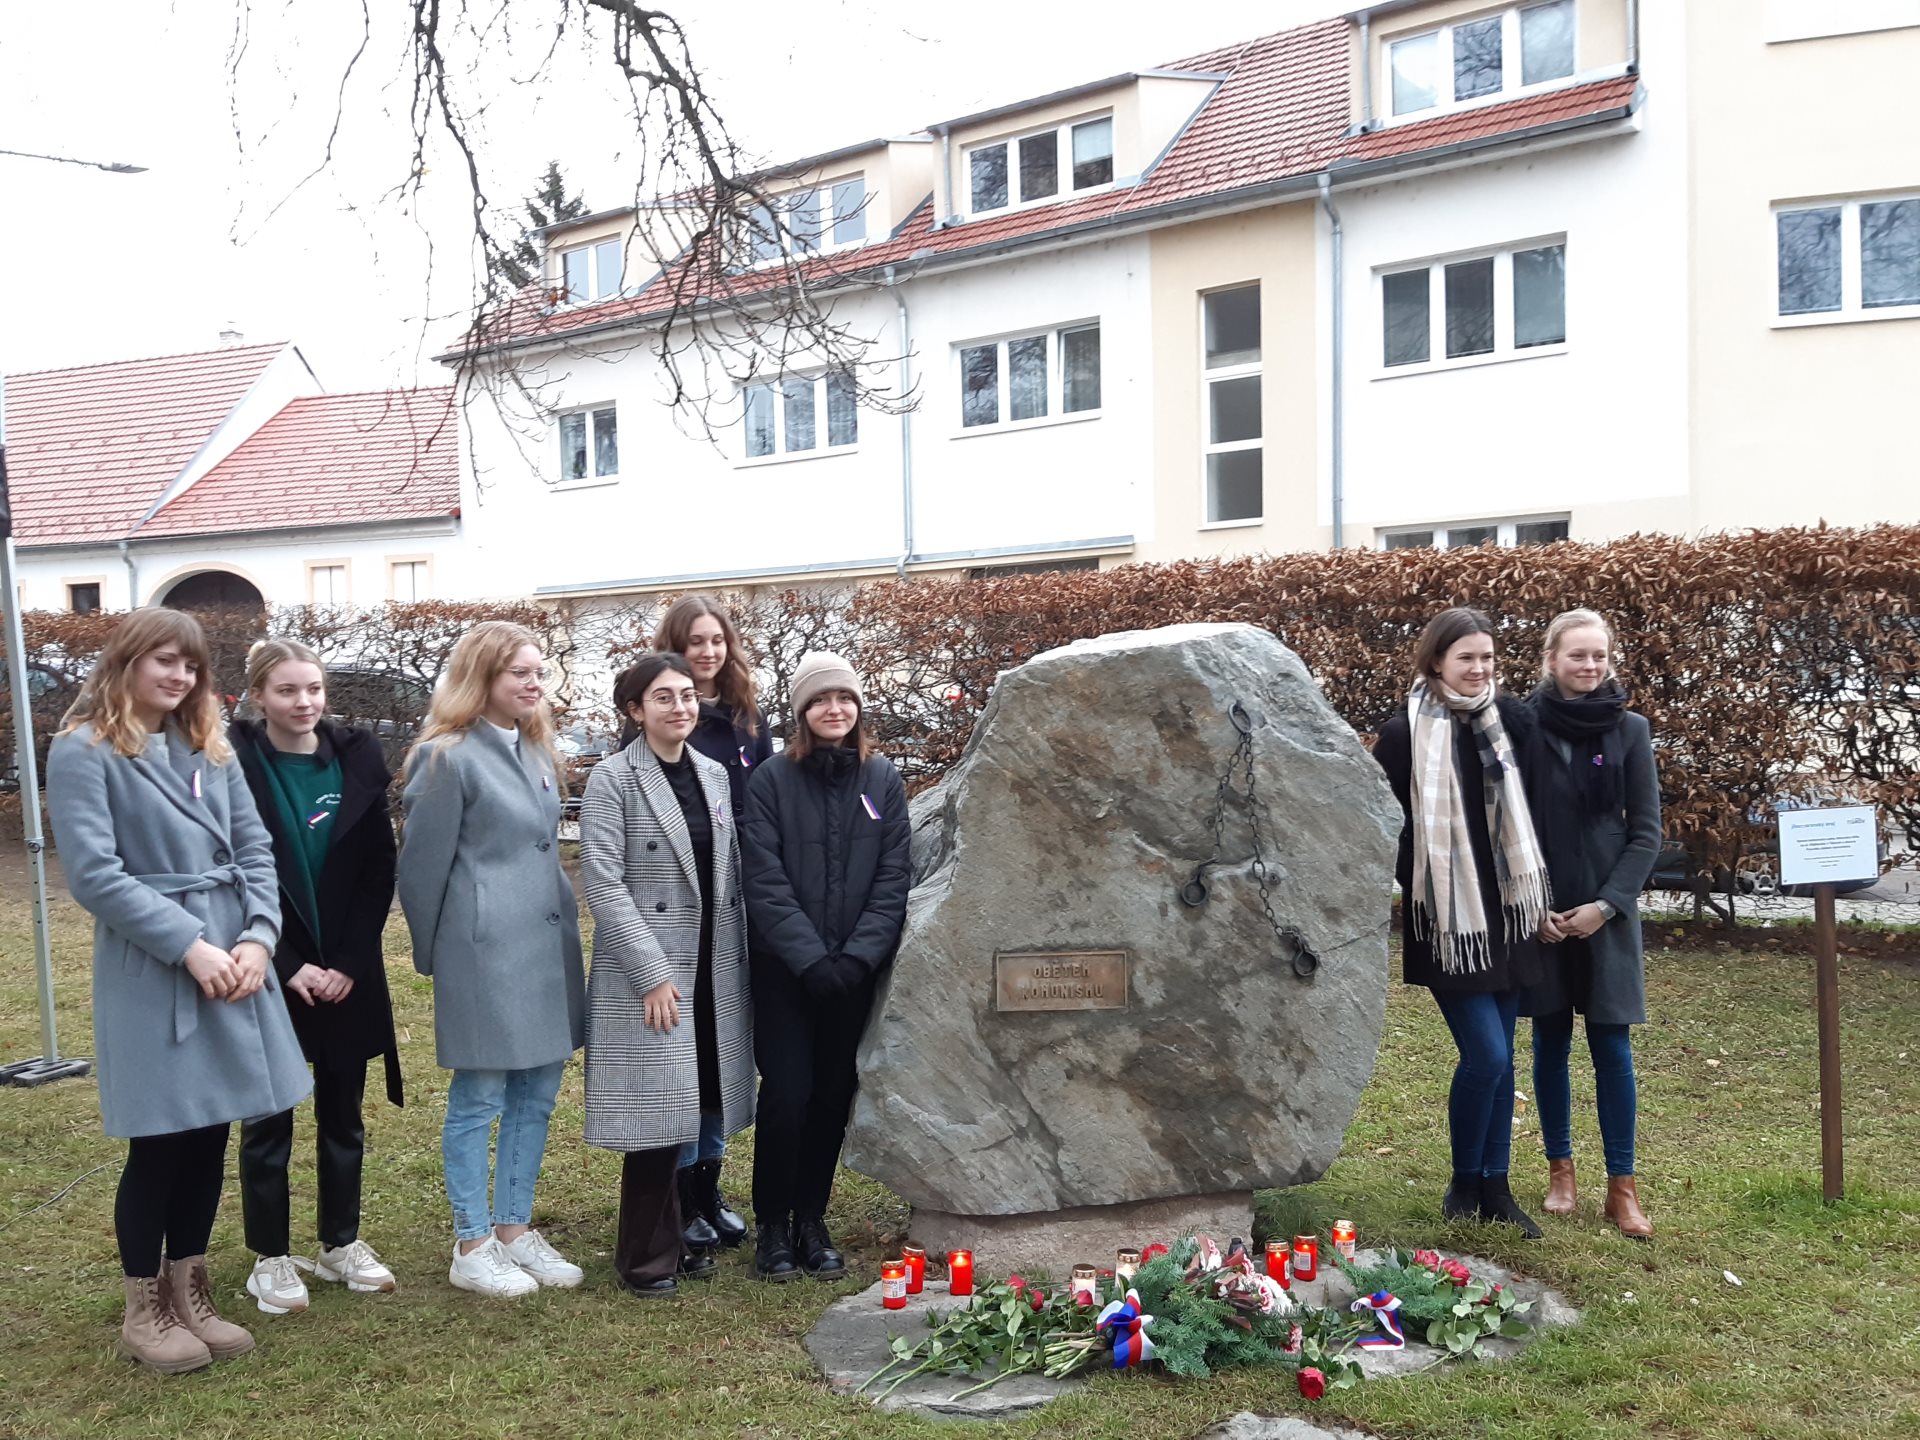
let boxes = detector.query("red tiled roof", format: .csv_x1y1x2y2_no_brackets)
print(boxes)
5,343,288,544
136,389,460,538
456,20,1638,356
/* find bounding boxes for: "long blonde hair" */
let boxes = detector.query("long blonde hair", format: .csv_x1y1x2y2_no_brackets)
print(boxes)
1540,608,1617,679
59,608,233,761
406,621,558,775
246,637,327,696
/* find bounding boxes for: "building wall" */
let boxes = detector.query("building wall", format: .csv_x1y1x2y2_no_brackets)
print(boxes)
1684,0,1920,532
457,236,1152,599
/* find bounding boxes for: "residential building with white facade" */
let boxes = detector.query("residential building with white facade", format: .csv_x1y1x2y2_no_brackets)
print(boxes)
443,0,1919,602
5,343,461,612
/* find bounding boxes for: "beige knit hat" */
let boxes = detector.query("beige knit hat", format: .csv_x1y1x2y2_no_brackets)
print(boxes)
790,650,863,720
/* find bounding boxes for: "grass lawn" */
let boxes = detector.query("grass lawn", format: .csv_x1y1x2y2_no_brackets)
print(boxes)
2,865,1917,1440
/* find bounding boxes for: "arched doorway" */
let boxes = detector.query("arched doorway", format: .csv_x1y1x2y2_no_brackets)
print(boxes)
157,570,266,609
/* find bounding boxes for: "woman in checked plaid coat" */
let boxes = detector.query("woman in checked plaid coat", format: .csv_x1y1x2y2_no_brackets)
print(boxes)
580,654,753,1297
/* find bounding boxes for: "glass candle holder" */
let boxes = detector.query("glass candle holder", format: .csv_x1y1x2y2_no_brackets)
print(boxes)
1070,1264,1098,1304
1115,1247,1141,1283
902,1245,926,1295
1264,1239,1291,1288
881,1260,907,1310
947,1249,974,1297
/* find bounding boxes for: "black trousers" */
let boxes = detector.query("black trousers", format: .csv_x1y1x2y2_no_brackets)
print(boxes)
116,1124,230,1278
239,1053,368,1256
614,1147,683,1289
750,956,878,1224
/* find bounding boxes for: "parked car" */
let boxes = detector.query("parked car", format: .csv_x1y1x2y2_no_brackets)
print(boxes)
554,723,618,835
1,662,84,793
322,667,435,772
1643,796,1886,902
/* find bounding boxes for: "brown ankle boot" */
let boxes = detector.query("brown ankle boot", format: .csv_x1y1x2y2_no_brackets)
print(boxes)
163,1257,256,1360
118,1275,213,1375
1543,1157,1578,1216
1603,1175,1653,1239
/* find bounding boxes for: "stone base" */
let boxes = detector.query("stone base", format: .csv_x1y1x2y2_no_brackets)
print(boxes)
909,1191,1255,1276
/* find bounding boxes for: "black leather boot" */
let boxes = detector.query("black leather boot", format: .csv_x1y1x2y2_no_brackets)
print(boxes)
1441,1172,1484,1221
1478,1174,1544,1238
794,1214,846,1280
753,1218,798,1283
678,1247,717,1278
678,1166,719,1253
697,1160,749,1249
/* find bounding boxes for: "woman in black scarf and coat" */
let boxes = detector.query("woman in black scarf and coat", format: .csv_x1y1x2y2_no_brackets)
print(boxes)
1525,608,1662,1238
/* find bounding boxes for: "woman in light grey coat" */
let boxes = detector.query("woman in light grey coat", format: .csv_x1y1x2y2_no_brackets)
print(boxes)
398,621,586,1298
46,608,310,1375
581,654,753,1298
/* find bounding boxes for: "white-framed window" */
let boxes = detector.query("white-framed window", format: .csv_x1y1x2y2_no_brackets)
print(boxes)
955,323,1102,432
1200,285,1262,526
742,372,859,460
1379,516,1570,549
1776,195,1920,322
1388,1,1576,117
965,116,1115,217
746,175,868,265
558,404,619,482
307,563,348,604
389,559,430,601
1380,240,1566,371
560,238,623,305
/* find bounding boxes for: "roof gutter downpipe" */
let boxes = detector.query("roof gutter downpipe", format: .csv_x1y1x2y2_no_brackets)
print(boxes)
1359,12,1375,130
1317,174,1346,550
1626,0,1639,72
887,265,915,581
934,125,953,229
118,539,138,607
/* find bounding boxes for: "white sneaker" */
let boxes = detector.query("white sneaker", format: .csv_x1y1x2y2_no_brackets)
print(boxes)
245,1254,310,1315
308,1239,397,1294
448,1237,538,1298
502,1229,584,1289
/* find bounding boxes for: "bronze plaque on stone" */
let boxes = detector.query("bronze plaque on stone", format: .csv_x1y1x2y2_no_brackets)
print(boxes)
993,950,1129,1011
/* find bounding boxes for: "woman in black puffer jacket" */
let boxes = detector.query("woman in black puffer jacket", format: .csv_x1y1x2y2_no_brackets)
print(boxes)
740,651,910,1283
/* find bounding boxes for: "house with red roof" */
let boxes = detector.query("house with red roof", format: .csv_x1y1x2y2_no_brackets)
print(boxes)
4,342,461,612
441,1,1917,602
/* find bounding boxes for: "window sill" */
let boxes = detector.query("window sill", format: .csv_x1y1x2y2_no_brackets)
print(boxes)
1379,66,1630,128
961,180,1124,224
1772,305,1920,330
736,445,860,469
952,409,1103,440
551,475,621,492
1374,344,1566,381
1199,516,1264,532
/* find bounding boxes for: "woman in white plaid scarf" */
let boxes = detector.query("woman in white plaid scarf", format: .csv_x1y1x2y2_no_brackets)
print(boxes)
1373,607,1552,1239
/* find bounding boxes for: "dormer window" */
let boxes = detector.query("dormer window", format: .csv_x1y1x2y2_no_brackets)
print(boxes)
1389,1,1576,117
560,239,623,304
746,176,868,264
967,116,1114,216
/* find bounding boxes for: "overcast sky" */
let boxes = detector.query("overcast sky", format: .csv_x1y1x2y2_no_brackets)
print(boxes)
0,0,1340,393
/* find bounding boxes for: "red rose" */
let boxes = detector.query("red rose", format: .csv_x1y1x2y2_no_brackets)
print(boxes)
1073,1291,1095,1307
1413,1249,1442,1270
1006,1273,1026,1295
1141,1243,1171,1263
1297,1366,1327,1400
1439,1259,1472,1286
1030,1290,1046,1310
1478,1282,1504,1306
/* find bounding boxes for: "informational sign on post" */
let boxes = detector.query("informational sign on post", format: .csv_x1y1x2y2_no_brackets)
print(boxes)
1777,803,1879,1204
1778,805,1879,887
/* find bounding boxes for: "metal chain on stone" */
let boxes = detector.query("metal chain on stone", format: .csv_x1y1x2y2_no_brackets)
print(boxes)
1179,700,1320,980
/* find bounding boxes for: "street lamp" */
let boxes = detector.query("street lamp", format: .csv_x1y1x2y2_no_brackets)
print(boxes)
0,146,145,1087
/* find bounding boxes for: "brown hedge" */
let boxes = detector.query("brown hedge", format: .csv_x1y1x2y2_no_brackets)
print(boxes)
7,524,1918,877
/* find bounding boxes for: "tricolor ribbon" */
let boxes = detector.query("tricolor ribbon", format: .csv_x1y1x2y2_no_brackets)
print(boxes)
738,745,754,769
1350,1289,1405,1350
860,793,882,820
306,808,330,829
1095,1288,1156,1369
190,768,203,800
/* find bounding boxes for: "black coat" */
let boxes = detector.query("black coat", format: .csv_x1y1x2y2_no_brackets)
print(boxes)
230,719,403,1104
1521,706,1660,1024
741,746,911,982
687,699,774,822
1373,694,1546,995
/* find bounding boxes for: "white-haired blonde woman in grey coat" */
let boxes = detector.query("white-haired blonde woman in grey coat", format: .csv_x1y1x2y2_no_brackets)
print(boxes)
46,608,311,1376
580,653,754,1299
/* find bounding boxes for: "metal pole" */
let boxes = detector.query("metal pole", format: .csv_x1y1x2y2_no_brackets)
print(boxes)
1813,882,1843,1202
0,375,91,1086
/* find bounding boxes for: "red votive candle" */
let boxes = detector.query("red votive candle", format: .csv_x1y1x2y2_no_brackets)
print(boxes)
1264,1239,1292,1289
881,1260,907,1309
1291,1234,1319,1283
902,1245,926,1294
947,1249,974,1297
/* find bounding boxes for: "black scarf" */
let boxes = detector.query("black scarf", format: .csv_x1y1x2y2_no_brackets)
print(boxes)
1530,679,1629,902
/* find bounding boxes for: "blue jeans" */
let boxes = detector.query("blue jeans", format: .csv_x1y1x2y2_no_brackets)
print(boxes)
675,1110,726,1170
1430,988,1520,1179
1533,1011,1638,1176
442,1062,566,1242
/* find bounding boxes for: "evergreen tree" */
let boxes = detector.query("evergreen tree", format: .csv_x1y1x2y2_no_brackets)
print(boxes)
495,161,588,290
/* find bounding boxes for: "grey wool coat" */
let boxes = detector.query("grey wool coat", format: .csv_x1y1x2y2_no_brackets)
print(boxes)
579,742,754,1152
45,724,313,1138
397,724,585,1071
1522,711,1662,1026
